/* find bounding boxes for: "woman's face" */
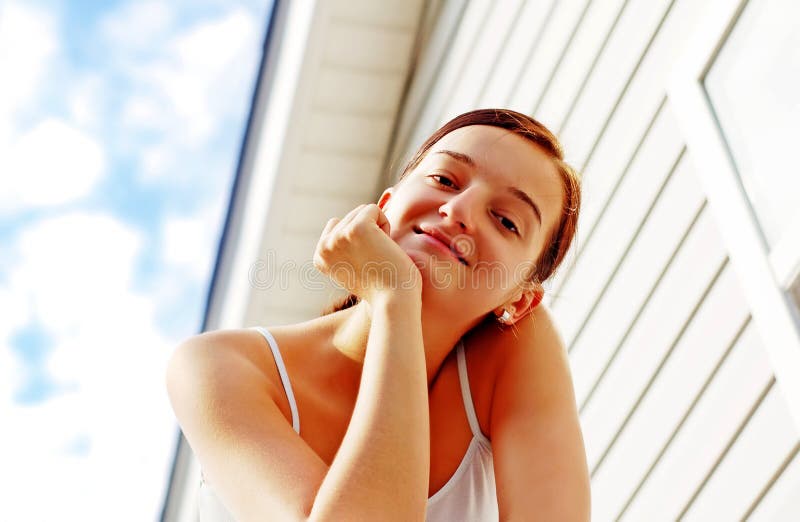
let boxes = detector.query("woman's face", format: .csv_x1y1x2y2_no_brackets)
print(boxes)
380,125,565,318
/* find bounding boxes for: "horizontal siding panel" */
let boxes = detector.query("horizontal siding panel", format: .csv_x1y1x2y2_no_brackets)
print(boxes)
749,444,800,521
247,305,329,327
387,0,468,179
248,268,345,320
406,0,493,155
533,0,628,130
549,106,684,342
545,0,713,300
587,263,748,520
303,111,394,156
567,157,707,408
292,151,382,198
682,385,800,521
558,0,673,166
563,0,707,232
620,324,772,521
477,0,555,108
322,21,416,73
507,0,590,119
328,0,423,30
549,0,716,312
256,235,318,268
575,204,726,453
281,192,367,234
437,0,523,121
313,66,405,116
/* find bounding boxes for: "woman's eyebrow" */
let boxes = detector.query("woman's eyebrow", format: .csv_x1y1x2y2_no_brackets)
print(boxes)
435,149,543,227
435,149,476,167
507,186,542,228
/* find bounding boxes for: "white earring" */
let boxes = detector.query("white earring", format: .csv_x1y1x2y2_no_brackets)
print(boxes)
498,309,512,324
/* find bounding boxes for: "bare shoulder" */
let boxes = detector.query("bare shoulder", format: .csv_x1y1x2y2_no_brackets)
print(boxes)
497,305,576,404
166,325,312,428
167,328,280,396
471,306,591,520
165,327,327,520
465,304,576,410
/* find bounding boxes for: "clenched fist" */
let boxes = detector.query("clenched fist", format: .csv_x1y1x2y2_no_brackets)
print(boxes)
314,204,422,304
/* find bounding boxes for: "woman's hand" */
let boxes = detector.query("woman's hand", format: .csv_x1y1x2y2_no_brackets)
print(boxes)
314,204,422,303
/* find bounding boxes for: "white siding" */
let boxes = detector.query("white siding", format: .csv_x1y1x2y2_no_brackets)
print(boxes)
391,0,800,519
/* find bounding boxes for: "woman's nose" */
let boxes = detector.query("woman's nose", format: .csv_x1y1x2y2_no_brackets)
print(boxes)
438,190,477,231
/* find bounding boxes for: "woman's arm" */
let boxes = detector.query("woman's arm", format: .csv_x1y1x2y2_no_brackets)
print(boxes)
313,292,429,520
167,296,428,521
167,205,430,521
487,305,591,521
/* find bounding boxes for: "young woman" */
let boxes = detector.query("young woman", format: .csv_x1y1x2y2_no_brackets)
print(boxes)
167,109,590,521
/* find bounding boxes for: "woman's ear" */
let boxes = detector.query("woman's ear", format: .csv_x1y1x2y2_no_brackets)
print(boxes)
494,284,544,325
377,187,393,210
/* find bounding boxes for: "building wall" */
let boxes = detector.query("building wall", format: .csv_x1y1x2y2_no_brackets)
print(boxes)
390,0,800,520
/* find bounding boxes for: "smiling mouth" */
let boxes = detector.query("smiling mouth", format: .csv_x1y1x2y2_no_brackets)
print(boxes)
413,226,468,266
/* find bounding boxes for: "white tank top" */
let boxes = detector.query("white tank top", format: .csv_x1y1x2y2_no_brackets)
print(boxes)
197,327,498,521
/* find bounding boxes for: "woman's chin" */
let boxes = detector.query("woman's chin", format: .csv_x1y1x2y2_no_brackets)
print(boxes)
403,250,470,295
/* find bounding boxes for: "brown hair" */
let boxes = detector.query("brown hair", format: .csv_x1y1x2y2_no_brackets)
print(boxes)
323,108,581,314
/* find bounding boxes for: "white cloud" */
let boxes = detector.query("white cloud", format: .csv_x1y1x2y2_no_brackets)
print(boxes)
68,74,106,129
121,94,165,131
0,119,106,214
99,1,175,51
0,2,58,132
0,213,179,521
162,202,225,281
115,7,260,181
141,8,259,144
11,213,141,328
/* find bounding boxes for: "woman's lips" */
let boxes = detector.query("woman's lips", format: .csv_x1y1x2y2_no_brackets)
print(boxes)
413,227,467,265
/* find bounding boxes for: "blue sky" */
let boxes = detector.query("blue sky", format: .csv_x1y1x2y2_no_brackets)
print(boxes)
0,0,271,519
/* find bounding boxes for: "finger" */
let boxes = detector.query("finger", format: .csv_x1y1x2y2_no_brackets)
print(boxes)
361,204,391,235
320,217,340,238
375,207,391,235
334,204,367,233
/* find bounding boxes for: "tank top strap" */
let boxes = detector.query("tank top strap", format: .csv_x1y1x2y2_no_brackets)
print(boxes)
252,326,300,434
456,340,489,444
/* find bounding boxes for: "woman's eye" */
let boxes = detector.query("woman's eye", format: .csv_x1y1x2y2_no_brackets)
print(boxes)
431,174,457,188
495,213,519,234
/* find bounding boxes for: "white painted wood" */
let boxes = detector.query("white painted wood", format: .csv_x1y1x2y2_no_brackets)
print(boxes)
302,110,393,156
534,0,628,130
588,263,747,520
682,386,799,521
558,0,673,167
328,0,422,30
292,151,383,198
619,325,772,521
576,205,726,452
549,106,684,341
770,207,800,288
477,0,555,108
313,66,404,116
568,158,707,411
544,0,711,300
282,191,367,235
322,20,416,73
669,0,800,429
438,0,523,120
507,0,590,120
387,0,468,181
405,0,494,155
748,445,800,521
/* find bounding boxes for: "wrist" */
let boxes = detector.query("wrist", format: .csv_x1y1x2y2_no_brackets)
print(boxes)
368,288,422,315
